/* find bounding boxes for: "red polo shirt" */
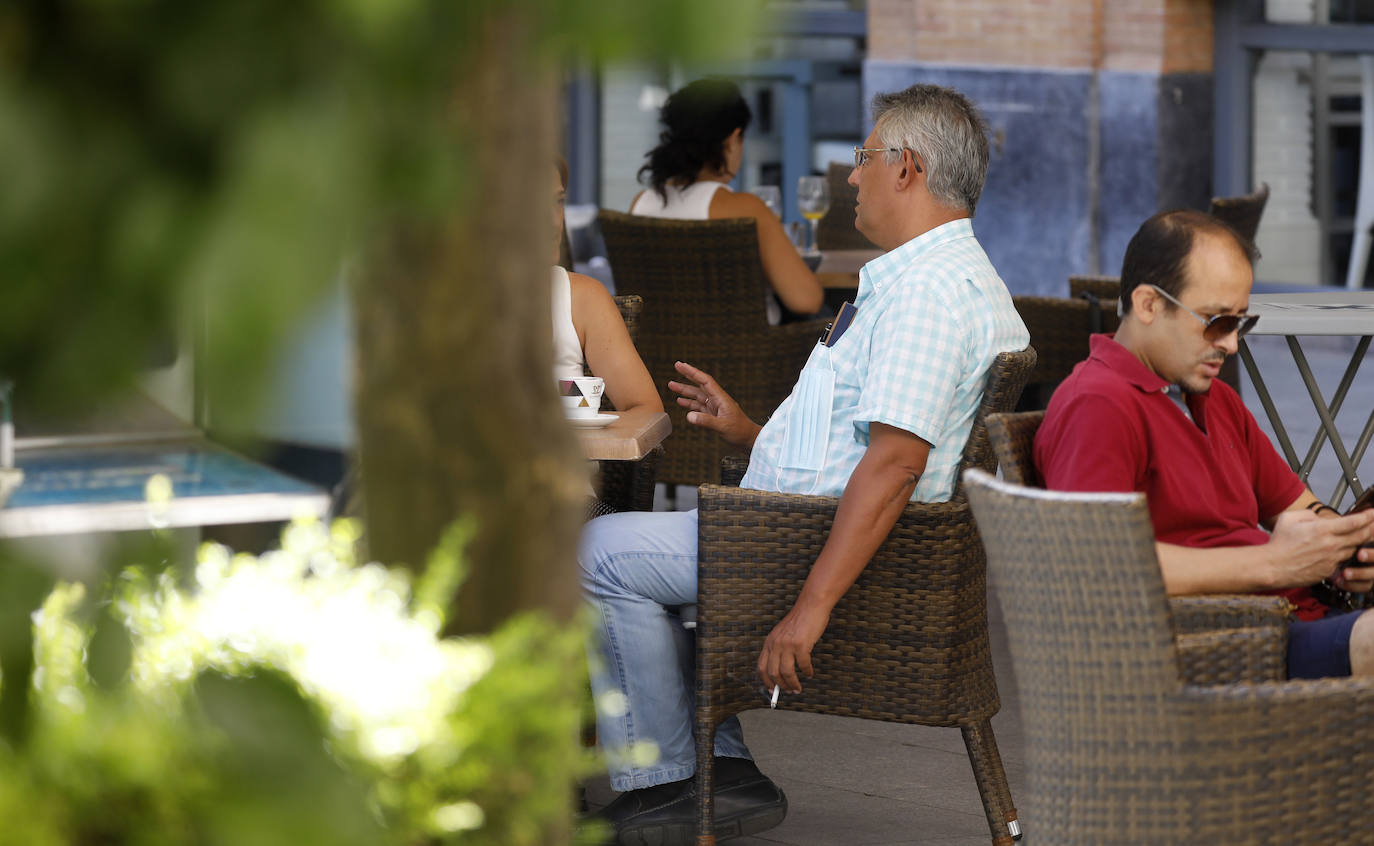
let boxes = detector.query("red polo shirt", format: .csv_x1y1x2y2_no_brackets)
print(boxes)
1034,334,1317,618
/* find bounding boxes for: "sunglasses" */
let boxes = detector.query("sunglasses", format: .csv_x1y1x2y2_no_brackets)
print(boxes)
1148,284,1259,339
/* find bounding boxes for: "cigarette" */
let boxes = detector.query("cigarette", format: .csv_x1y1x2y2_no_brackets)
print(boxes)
769,684,780,708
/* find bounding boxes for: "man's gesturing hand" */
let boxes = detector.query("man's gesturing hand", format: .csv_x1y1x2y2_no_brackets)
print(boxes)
667,361,762,450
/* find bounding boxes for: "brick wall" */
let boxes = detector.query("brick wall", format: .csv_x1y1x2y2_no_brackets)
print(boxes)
869,0,1212,73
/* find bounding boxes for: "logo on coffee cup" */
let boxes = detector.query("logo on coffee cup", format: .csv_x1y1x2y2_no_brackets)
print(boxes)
558,377,604,417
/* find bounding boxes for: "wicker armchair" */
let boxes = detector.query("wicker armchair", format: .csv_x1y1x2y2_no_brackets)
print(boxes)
1210,181,1270,242
1064,275,1122,336
1067,274,1122,304
598,210,826,489
984,410,1291,662
816,162,877,251
693,347,1037,846
588,294,661,515
1011,296,1097,410
964,468,1374,845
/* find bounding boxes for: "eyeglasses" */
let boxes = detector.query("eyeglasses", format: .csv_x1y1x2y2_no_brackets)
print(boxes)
853,146,923,173
1147,284,1259,340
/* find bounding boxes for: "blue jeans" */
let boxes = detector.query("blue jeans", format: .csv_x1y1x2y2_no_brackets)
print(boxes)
579,509,750,791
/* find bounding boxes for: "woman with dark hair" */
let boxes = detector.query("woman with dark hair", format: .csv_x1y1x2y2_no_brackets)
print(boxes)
630,79,823,320
554,159,661,415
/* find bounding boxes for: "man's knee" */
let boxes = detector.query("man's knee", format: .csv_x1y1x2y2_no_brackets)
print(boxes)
578,512,630,587
1349,609,1374,676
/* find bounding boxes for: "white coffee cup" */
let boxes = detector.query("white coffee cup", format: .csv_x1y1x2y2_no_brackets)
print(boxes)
559,376,605,418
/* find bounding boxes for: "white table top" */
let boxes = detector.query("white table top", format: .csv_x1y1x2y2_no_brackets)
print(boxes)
1247,292,1374,336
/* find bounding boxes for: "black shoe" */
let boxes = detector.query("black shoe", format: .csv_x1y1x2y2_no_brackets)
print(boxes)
589,760,787,846
708,761,788,842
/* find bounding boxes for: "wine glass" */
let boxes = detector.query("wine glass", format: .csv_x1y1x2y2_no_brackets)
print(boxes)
752,185,782,218
796,175,830,255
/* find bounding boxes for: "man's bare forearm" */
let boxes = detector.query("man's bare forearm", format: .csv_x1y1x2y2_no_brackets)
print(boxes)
793,429,927,612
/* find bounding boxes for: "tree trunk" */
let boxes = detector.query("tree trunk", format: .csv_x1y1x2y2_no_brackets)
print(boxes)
354,9,586,635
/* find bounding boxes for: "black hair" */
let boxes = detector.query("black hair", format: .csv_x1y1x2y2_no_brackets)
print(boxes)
638,79,751,201
1119,209,1260,315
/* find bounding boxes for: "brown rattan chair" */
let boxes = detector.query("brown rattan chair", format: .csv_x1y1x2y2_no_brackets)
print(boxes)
1067,274,1121,303
588,294,661,516
598,210,827,489
1011,296,1098,410
1210,181,1270,243
964,467,1374,845
693,346,1037,846
816,161,878,251
984,410,1292,667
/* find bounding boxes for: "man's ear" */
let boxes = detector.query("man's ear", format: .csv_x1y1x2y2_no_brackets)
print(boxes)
894,149,922,190
1131,285,1159,325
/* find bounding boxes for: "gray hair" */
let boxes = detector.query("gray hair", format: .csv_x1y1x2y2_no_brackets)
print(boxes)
871,85,990,215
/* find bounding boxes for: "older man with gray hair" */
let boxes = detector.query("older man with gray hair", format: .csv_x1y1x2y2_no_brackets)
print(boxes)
580,83,1028,845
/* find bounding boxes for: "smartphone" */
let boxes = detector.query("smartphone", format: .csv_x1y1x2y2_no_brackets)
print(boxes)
1346,486,1374,515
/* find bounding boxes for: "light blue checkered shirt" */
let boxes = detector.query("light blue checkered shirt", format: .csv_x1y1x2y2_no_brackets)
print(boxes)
740,218,1028,502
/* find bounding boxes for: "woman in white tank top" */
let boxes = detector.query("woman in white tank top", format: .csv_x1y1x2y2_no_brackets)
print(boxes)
554,161,660,415
630,79,823,318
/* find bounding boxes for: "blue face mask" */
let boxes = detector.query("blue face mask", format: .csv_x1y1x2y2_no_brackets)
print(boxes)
779,349,835,473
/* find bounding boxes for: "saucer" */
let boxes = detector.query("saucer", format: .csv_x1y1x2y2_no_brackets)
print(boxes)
566,413,618,429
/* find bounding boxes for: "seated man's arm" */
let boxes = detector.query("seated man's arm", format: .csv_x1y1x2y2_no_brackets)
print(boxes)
757,422,929,693
1157,491,1374,595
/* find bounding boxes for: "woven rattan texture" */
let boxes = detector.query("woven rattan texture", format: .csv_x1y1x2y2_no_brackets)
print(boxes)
1067,274,1121,303
986,411,1044,488
1176,627,1286,685
1167,595,1293,634
816,161,877,251
967,469,1374,845
1012,296,1098,409
1210,182,1270,243
693,347,1036,846
598,210,825,488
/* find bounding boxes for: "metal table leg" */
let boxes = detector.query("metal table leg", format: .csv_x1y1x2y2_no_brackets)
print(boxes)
1238,340,1301,471
1287,336,1366,502
1296,336,1370,480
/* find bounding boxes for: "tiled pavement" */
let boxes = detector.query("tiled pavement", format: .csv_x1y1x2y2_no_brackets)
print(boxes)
592,333,1373,845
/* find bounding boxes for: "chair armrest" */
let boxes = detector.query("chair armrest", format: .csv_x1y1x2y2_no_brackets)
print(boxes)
696,484,994,723
719,457,749,487
1176,626,1287,685
1169,595,1292,635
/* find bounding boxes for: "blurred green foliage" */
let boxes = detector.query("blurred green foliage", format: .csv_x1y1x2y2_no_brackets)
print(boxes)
1,518,604,844
0,0,762,420
0,0,766,842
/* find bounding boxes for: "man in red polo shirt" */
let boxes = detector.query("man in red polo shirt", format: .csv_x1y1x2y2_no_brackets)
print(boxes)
1035,209,1374,678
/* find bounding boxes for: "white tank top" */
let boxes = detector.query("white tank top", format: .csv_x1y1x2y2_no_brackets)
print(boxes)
551,266,584,382
630,181,726,219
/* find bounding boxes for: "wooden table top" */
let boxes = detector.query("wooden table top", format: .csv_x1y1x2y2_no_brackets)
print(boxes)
575,407,672,461
815,249,882,289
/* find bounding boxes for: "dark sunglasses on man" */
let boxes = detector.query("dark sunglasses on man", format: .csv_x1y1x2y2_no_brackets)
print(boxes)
1115,283,1260,340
